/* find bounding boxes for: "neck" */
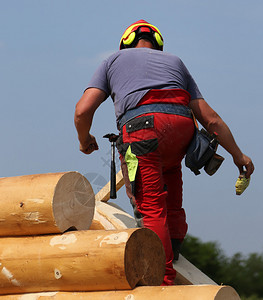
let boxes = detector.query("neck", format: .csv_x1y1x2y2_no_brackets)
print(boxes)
135,39,155,49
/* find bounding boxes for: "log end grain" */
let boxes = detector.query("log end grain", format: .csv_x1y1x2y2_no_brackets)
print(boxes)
124,228,165,288
215,285,241,300
53,172,95,232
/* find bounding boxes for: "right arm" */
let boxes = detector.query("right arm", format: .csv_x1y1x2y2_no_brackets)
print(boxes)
74,88,107,154
189,99,254,178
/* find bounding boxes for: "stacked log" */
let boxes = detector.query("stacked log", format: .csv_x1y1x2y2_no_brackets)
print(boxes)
0,228,165,294
0,172,95,235
0,171,241,300
0,285,241,300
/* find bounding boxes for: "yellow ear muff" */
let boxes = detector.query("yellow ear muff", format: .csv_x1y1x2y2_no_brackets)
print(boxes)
154,32,163,47
123,31,136,46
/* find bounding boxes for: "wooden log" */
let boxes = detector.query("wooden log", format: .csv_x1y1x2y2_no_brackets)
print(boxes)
0,285,241,300
90,200,136,230
0,172,95,236
0,228,165,295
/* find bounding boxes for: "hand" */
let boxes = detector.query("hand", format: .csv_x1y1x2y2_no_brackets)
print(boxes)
233,153,255,178
79,134,99,155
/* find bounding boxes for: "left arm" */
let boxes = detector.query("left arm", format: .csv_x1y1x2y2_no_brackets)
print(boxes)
189,98,254,177
74,88,107,154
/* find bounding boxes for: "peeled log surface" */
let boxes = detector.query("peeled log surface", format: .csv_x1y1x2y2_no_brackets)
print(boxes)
90,201,136,230
0,228,165,295
0,285,241,300
0,172,95,236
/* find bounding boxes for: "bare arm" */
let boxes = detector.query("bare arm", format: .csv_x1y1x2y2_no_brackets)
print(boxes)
74,88,107,154
189,99,254,177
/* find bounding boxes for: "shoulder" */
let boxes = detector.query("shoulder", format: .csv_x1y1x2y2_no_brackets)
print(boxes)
162,51,182,62
101,49,132,67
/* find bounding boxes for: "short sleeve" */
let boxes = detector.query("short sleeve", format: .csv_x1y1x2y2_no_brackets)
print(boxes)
180,59,203,100
86,60,111,97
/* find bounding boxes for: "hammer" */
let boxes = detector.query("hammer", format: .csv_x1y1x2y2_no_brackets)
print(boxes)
103,133,119,199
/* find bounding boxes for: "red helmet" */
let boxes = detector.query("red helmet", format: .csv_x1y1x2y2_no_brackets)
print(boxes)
119,20,164,51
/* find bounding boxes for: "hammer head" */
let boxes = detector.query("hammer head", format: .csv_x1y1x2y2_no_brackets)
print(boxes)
103,133,119,142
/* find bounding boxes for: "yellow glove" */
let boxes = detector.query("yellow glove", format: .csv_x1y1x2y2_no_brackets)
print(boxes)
235,173,250,195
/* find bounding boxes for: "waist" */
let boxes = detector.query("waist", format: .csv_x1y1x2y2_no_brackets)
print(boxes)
117,102,192,130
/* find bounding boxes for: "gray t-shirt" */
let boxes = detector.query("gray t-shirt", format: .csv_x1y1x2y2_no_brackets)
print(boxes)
87,48,203,123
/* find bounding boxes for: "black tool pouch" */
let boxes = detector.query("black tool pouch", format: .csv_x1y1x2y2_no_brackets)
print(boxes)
185,128,224,176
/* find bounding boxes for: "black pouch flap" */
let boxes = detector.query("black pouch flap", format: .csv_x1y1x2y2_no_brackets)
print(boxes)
204,153,225,176
131,138,158,156
126,115,154,133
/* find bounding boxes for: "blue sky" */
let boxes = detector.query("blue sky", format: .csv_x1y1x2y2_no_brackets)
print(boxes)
0,0,262,257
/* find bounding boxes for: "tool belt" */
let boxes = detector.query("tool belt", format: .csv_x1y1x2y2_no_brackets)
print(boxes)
117,103,224,177
117,103,192,130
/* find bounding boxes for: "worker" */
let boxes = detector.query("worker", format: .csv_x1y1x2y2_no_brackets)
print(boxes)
74,20,254,285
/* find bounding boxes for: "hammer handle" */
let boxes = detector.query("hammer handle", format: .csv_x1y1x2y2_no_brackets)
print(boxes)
110,142,117,199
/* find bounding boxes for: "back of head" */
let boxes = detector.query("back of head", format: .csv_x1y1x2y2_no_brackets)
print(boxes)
119,19,164,51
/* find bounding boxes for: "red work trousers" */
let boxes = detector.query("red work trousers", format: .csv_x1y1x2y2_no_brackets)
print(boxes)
118,90,195,285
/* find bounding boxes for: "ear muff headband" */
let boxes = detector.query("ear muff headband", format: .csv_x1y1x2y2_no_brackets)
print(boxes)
120,22,163,48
